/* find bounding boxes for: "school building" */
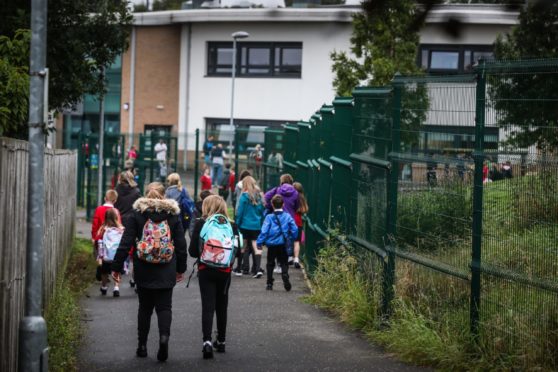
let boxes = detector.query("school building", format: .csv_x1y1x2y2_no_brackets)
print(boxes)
58,4,518,167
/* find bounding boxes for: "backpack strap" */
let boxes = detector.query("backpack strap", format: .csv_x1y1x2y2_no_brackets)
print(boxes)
274,213,289,245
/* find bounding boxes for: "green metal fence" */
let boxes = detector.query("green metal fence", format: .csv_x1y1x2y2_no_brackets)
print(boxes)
278,58,558,369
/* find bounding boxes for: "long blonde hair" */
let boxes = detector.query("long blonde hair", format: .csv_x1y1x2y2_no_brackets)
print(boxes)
241,176,261,205
166,173,182,191
145,182,165,199
293,182,309,214
202,195,229,219
119,170,137,188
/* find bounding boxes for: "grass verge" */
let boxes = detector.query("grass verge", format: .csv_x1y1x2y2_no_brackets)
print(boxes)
45,237,96,372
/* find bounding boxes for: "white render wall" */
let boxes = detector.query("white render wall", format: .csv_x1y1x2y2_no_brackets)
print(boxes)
182,21,353,147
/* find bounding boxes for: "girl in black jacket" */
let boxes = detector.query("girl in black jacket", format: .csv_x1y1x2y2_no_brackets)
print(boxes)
112,182,187,362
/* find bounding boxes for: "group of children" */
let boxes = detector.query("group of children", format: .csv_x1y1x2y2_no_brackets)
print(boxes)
90,169,308,362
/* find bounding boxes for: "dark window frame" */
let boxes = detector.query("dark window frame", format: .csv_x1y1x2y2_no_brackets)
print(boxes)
207,41,302,78
418,44,494,74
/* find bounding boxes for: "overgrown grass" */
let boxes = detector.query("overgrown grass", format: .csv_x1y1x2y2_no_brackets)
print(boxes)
45,238,96,372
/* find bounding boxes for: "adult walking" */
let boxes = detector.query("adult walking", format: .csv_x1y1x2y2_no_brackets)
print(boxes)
114,170,141,223
211,143,226,186
234,176,265,277
189,195,236,359
111,182,187,362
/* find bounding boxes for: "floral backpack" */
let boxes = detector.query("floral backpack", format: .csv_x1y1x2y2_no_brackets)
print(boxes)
136,219,175,264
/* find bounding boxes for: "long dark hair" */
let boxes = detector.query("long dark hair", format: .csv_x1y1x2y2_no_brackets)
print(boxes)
293,182,308,214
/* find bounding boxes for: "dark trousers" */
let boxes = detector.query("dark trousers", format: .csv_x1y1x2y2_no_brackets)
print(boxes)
137,287,173,344
266,244,289,285
198,269,231,343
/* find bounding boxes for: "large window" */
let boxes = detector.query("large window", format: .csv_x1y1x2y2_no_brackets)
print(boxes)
419,45,494,73
207,42,302,78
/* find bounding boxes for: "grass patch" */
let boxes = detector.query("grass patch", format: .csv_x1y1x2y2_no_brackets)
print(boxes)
45,238,96,372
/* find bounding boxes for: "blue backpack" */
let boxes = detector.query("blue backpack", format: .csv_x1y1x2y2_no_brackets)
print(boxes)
199,214,237,269
178,188,195,230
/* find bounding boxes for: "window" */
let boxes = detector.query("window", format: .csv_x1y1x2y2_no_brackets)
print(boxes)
207,42,302,78
419,45,493,74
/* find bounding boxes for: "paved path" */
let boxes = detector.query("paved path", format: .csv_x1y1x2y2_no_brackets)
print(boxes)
76,213,424,372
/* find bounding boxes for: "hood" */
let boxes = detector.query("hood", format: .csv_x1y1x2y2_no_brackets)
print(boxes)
133,197,180,215
277,184,297,197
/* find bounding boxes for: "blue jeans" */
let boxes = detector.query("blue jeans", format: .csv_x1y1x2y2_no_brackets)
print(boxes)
212,163,223,185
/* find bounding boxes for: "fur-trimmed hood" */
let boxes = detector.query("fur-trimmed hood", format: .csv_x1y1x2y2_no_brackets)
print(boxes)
133,197,180,215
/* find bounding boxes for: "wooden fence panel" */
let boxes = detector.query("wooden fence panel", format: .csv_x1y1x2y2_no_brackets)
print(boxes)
0,137,76,372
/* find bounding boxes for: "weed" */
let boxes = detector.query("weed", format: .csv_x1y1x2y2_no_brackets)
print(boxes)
45,238,96,372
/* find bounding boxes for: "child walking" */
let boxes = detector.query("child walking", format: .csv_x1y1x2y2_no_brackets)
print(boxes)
235,176,265,277
189,195,240,359
91,190,120,280
257,195,298,291
292,182,309,269
95,208,124,296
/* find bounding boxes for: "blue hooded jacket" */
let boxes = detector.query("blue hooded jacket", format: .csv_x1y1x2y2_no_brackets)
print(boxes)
257,210,298,247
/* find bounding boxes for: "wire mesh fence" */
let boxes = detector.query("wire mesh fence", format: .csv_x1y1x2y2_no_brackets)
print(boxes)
276,59,558,369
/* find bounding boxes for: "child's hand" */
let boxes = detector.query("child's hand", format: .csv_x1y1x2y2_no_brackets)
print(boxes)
176,273,184,283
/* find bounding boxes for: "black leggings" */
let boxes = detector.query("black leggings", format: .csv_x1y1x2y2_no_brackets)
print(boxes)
198,269,231,343
137,287,173,344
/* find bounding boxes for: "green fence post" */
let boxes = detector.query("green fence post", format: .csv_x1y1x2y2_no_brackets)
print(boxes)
384,79,402,319
194,128,200,200
470,61,486,338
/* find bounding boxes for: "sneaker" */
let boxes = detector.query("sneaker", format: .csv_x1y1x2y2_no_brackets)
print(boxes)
202,341,214,359
253,270,264,279
136,344,147,358
284,280,292,292
273,266,282,274
294,262,301,269
113,287,120,297
266,284,273,290
129,279,136,288
233,269,243,277
100,286,108,296
213,340,226,353
242,270,250,276
157,335,169,362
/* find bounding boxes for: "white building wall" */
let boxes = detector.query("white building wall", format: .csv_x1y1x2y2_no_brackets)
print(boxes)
420,24,510,45
184,21,353,146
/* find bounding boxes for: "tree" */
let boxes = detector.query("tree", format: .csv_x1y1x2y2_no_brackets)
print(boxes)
331,0,427,153
492,1,558,151
0,30,30,138
0,0,132,135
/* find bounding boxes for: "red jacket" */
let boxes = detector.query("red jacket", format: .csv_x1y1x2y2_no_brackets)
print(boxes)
229,172,236,192
91,203,121,240
201,174,212,191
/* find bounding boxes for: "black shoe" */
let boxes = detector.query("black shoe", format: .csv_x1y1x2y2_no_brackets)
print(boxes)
213,340,226,353
100,287,107,296
157,335,169,362
136,344,147,358
266,284,273,290
113,289,120,297
242,270,250,275
129,279,136,288
253,270,264,279
202,342,214,359
284,280,292,292
294,262,301,269
95,266,102,281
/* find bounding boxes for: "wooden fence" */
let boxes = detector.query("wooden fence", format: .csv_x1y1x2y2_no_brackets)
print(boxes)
0,137,77,372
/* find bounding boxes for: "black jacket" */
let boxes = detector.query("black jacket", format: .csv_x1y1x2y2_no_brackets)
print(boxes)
114,183,141,221
112,197,187,289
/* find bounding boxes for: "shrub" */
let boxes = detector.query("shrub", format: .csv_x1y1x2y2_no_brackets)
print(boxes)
512,169,558,229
